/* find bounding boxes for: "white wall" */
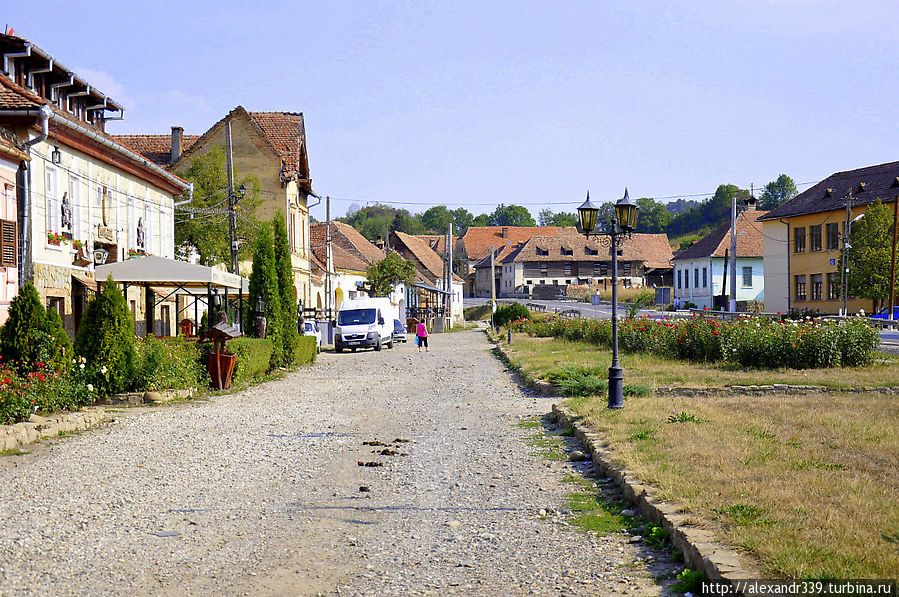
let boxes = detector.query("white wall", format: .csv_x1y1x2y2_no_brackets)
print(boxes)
763,220,789,314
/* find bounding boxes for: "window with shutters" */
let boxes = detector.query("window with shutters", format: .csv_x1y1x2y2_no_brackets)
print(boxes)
0,219,18,267
46,167,59,236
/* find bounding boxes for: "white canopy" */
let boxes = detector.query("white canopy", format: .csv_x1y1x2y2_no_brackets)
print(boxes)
94,255,246,292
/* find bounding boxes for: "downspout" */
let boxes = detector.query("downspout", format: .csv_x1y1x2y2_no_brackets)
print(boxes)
17,104,52,283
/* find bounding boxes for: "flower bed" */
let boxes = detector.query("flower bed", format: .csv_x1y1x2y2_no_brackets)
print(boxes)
512,314,880,369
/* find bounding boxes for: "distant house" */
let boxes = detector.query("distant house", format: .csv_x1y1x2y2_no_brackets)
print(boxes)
309,221,384,312
0,127,27,325
0,33,192,337
672,209,768,310
115,106,315,310
475,232,673,298
455,226,578,296
757,161,899,315
390,231,464,324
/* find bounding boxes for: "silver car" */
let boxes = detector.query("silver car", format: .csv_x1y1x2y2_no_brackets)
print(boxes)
303,321,322,349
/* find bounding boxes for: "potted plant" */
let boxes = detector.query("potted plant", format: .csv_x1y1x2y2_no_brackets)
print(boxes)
127,248,147,258
47,232,66,246
72,240,91,266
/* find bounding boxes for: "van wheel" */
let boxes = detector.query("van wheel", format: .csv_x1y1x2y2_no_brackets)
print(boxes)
387,336,394,349
374,337,382,351
335,345,343,353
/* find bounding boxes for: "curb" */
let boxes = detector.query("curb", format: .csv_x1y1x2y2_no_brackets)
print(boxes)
0,407,111,451
491,340,762,594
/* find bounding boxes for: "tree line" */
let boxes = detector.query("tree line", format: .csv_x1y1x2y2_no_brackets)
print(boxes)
337,174,800,243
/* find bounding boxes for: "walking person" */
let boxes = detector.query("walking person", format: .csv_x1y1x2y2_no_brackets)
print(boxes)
416,320,429,352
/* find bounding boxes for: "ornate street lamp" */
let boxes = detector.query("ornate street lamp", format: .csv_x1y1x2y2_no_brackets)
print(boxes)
578,188,639,409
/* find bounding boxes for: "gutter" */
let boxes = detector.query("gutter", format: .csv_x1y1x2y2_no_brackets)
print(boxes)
3,42,31,77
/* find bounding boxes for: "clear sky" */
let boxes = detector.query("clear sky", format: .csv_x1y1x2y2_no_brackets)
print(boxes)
5,1,899,222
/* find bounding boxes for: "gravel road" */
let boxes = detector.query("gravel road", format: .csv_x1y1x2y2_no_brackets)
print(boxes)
0,328,677,596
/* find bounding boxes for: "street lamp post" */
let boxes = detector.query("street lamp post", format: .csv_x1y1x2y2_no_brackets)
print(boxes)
578,189,639,409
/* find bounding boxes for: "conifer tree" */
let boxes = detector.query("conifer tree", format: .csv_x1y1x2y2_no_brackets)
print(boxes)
248,224,283,368
74,276,136,396
272,212,299,367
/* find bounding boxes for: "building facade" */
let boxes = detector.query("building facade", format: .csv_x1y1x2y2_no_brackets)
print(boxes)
0,128,26,325
758,161,899,315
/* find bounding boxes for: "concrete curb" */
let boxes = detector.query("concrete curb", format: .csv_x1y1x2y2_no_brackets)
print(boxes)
0,407,111,451
491,340,762,594
1,388,196,452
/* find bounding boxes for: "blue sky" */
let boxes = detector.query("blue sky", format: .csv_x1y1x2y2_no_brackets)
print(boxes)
5,1,899,221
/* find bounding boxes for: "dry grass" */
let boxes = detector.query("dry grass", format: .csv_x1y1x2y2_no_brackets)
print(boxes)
502,334,899,578
505,335,899,389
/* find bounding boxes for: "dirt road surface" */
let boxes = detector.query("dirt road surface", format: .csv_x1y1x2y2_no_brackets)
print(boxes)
0,328,677,596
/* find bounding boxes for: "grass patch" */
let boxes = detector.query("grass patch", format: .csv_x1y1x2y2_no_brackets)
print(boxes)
464,304,493,321
444,323,478,333
563,475,636,536
501,333,899,578
0,448,29,456
56,430,82,438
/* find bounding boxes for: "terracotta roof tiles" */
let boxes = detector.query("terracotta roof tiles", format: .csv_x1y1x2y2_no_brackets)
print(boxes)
673,210,768,261
112,134,200,166
504,232,673,269
392,231,462,283
459,226,578,261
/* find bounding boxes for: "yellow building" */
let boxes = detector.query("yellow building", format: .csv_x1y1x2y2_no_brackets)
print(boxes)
115,106,314,309
758,161,899,315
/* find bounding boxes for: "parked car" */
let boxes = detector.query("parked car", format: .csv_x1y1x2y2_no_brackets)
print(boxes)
302,321,322,349
871,306,899,320
393,319,408,343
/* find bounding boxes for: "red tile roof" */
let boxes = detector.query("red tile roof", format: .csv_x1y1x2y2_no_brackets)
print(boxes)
0,75,42,109
673,210,769,261
310,221,385,266
112,134,200,166
459,226,578,261
502,232,673,270
392,231,463,283
248,111,306,175
413,234,458,255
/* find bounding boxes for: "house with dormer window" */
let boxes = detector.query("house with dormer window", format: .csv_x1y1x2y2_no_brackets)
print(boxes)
0,33,191,336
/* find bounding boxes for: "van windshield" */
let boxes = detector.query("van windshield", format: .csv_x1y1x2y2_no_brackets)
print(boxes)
338,308,377,325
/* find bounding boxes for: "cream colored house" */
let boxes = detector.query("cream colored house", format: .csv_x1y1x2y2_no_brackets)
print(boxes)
0,34,191,336
115,107,315,310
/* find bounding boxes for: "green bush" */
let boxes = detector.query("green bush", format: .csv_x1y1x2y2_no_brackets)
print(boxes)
293,335,318,367
0,357,96,424
228,338,274,384
493,302,530,327
74,277,136,397
0,282,70,373
132,336,203,391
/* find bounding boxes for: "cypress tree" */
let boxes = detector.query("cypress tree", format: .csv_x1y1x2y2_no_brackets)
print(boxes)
74,276,136,396
247,224,283,368
272,211,299,367
0,282,53,371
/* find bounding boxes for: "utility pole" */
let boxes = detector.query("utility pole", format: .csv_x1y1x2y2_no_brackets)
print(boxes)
325,196,332,320
890,196,899,321
841,192,853,316
490,245,496,329
225,121,238,276
729,190,738,313
447,221,453,327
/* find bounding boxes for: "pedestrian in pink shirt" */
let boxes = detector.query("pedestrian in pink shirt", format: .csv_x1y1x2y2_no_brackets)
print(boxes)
416,321,429,352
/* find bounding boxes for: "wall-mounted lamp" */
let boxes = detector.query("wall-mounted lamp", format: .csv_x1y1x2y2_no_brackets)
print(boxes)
51,146,61,165
93,247,109,265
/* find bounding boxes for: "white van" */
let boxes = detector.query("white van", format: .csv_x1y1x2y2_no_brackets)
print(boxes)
334,297,397,352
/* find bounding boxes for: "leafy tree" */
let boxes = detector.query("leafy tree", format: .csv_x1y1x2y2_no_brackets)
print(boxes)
74,277,136,397
538,209,579,227
665,198,700,215
472,213,490,227
489,204,536,227
341,204,421,241
665,184,746,237
176,145,262,266
0,282,56,372
759,174,798,210
272,211,299,367
392,211,424,235
364,252,417,297
843,199,893,311
247,224,283,367
635,198,672,233
451,208,474,235
421,205,454,234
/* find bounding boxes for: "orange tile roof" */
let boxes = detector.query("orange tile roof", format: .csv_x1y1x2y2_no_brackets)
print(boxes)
0,125,28,161
248,112,306,174
459,226,579,261
673,210,769,260
310,221,385,265
0,75,42,109
112,134,200,166
392,231,463,283
413,234,458,255
504,232,673,270
310,241,369,273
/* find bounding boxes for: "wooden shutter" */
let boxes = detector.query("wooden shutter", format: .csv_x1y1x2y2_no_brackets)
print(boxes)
0,219,17,267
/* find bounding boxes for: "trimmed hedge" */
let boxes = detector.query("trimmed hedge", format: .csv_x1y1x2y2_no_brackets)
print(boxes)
293,336,318,367
228,338,274,384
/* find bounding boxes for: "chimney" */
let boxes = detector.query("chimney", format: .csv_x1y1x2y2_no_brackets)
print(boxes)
502,226,509,238
170,126,183,164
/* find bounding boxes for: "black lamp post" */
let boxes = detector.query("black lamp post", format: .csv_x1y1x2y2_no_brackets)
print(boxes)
578,188,639,409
